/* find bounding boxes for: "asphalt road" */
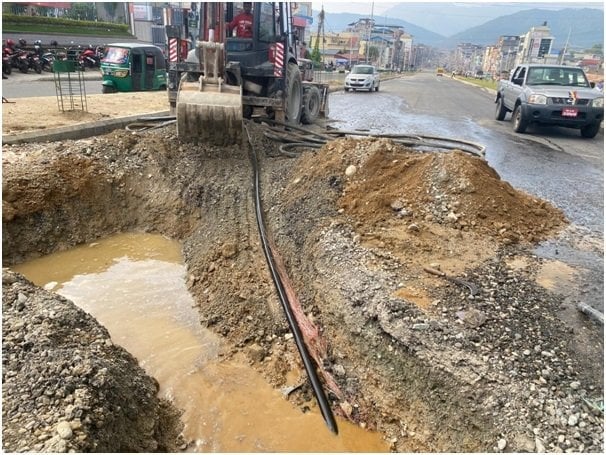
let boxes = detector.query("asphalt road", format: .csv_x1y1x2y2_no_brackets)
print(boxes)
330,71,604,315
2,70,103,98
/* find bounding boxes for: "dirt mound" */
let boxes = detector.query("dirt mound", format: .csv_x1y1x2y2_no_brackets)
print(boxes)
343,147,565,241
293,137,566,243
283,138,568,308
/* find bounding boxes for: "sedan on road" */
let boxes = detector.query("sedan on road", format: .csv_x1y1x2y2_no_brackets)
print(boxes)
344,64,380,92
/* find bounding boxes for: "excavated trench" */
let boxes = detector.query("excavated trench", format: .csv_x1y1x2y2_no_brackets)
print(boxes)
2,123,604,452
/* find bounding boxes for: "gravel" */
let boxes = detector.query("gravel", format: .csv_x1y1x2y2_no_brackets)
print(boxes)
2,269,184,453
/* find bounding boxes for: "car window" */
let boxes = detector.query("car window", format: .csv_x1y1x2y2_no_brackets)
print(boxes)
352,66,373,75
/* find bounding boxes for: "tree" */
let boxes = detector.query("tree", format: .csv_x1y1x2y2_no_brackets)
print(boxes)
368,46,380,63
66,3,96,21
311,47,322,64
585,43,603,56
103,2,118,20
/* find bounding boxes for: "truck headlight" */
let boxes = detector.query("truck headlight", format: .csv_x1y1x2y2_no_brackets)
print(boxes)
528,94,547,105
591,97,604,108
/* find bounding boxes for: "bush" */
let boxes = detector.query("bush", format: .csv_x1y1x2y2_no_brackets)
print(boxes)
2,13,129,33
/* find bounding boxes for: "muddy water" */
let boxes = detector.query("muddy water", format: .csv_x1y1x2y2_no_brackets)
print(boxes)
13,232,389,452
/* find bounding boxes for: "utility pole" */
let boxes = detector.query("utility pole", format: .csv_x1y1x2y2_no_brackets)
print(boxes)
560,27,571,65
312,6,324,66
365,1,374,63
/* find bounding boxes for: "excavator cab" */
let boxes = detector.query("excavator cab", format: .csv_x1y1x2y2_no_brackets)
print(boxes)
175,2,302,144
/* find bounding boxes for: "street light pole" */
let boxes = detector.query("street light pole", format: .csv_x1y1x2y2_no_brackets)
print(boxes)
365,1,374,63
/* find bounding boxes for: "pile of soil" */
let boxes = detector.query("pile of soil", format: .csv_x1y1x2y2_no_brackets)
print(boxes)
2,270,184,452
2,122,603,452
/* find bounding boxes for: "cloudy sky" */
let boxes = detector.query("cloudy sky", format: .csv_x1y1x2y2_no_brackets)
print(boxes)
311,0,604,16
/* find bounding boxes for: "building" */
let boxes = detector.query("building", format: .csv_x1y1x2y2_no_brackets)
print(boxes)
453,42,484,74
309,31,360,67
292,2,313,49
495,35,520,76
518,22,556,64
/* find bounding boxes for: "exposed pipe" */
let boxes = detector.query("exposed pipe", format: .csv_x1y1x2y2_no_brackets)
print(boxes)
577,302,604,325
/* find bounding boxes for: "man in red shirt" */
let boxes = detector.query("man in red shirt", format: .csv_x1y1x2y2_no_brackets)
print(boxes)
228,2,253,38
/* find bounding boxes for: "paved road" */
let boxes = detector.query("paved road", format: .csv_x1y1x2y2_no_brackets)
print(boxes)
2,70,103,98
330,71,604,315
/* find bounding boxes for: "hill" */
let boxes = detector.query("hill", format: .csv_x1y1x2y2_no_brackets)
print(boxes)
317,7,603,50
449,8,604,50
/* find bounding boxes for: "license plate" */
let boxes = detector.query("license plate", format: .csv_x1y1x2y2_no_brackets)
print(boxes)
562,108,578,117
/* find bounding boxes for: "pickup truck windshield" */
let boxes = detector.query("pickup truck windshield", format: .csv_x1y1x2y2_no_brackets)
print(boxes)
526,67,590,87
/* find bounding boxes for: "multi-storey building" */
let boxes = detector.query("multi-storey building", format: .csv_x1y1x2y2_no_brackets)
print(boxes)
495,35,520,76
518,22,555,64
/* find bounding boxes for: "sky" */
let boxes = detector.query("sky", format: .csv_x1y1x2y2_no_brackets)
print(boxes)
311,0,604,16
311,0,604,36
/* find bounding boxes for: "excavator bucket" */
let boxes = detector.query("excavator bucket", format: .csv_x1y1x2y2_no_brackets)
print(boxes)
175,40,243,145
176,83,243,145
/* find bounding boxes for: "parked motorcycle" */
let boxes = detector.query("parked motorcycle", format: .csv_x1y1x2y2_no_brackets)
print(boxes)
2,48,12,75
27,51,42,74
78,46,100,70
11,49,30,73
6,38,30,73
40,51,55,72
34,40,54,72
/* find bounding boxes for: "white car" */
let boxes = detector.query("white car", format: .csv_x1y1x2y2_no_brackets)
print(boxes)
344,65,380,92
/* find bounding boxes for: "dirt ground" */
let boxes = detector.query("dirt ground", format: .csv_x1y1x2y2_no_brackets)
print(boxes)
2,97,604,452
2,91,168,135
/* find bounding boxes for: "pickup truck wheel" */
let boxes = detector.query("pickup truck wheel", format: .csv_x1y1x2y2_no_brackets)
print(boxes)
495,97,507,121
580,123,601,138
512,105,528,133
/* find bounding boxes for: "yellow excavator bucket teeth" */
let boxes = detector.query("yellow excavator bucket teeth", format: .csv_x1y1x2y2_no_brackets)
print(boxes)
176,88,243,146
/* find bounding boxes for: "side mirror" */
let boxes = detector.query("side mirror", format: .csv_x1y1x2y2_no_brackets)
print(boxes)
513,77,524,86
590,81,596,88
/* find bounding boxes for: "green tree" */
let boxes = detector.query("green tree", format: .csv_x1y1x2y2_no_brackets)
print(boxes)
103,2,118,20
586,43,603,56
67,3,96,21
311,47,321,64
368,46,379,63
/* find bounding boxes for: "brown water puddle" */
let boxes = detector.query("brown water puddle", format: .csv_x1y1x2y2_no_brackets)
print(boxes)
13,232,389,452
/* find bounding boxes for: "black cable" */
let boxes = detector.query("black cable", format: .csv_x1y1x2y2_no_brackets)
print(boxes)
244,122,339,435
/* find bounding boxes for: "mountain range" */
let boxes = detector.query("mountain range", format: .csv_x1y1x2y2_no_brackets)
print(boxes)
317,6,604,51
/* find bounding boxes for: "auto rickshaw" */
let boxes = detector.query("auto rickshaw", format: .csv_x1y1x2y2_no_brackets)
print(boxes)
100,43,167,93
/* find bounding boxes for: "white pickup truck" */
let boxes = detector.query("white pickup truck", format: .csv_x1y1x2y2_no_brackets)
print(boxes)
495,64,604,138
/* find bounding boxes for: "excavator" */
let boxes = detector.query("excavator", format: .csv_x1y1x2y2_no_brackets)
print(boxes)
166,2,329,145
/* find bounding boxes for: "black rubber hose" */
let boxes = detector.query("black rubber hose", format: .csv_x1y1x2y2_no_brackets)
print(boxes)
244,123,339,435
136,115,176,122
